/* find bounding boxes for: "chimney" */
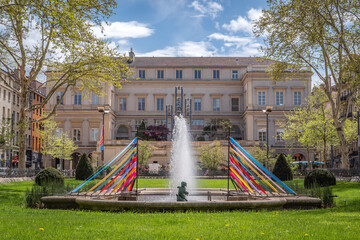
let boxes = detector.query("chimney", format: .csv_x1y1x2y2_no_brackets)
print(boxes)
129,48,135,62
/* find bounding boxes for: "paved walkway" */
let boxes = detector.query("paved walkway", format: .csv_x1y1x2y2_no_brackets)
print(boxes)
0,177,34,183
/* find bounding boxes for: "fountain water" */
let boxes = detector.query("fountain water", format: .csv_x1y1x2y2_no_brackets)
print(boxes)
170,115,196,198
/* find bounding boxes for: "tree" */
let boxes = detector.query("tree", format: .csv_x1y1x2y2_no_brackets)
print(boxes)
281,87,357,167
51,133,77,169
145,125,169,141
254,0,360,168
75,153,94,180
197,141,224,173
248,145,276,169
39,116,77,169
0,1,133,168
138,141,153,167
272,154,293,181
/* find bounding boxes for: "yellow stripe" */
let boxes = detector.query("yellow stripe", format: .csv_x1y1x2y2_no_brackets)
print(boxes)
87,147,136,193
231,148,279,193
111,167,136,192
230,166,254,193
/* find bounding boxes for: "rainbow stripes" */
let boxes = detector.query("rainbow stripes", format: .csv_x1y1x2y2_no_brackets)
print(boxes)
71,138,138,195
229,137,295,195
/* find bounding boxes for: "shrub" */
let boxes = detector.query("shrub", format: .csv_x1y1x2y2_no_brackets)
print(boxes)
35,167,64,187
75,153,94,180
272,154,293,181
304,168,336,189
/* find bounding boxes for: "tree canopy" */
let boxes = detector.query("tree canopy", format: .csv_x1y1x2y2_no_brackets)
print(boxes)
0,0,133,168
254,0,360,168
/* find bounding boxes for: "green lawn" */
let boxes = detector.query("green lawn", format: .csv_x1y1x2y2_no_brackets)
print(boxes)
0,178,359,239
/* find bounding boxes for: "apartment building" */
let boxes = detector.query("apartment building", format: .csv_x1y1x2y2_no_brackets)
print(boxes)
30,80,46,169
45,50,312,169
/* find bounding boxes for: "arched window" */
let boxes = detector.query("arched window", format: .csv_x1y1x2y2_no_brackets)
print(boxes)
116,125,129,140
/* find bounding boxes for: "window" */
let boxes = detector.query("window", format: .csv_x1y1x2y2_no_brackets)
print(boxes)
17,95,19,105
119,98,127,111
16,112,19,124
156,98,164,111
73,128,81,141
232,70,238,79
135,119,147,128
294,91,302,106
191,120,204,126
8,92,10,102
154,119,166,126
157,70,164,79
56,92,64,104
74,92,81,105
258,91,266,106
3,90,5,100
2,107,5,119
92,93,99,105
213,98,220,112
231,98,239,111
258,129,266,142
139,70,145,79
194,98,201,112
194,70,201,79
55,128,63,138
276,91,284,106
13,94,15,104
276,129,284,142
176,70,182,79
90,128,99,142
213,70,220,79
138,98,145,111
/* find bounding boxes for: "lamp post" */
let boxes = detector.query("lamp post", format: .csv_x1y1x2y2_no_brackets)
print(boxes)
262,106,272,170
98,106,109,166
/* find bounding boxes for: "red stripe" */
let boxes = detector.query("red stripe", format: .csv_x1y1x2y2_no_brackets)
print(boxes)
230,156,266,194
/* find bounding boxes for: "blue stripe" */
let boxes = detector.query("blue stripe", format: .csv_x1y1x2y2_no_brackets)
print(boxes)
230,137,295,195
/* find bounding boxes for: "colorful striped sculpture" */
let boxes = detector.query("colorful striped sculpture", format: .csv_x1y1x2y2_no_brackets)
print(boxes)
71,138,138,195
229,137,295,195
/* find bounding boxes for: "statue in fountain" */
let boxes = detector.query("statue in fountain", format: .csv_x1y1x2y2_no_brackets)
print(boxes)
176,181,189,201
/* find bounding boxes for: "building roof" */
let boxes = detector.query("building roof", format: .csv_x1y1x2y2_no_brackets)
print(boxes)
129,57,271,68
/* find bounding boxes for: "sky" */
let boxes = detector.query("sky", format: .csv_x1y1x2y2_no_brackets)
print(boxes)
97,0,268,57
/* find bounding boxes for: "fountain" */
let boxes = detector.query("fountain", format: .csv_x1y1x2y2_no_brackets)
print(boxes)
170,115,196,198
41,87,322,211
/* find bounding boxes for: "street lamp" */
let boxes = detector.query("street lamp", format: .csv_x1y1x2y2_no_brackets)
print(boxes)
98,106,109,166
262,106,272,170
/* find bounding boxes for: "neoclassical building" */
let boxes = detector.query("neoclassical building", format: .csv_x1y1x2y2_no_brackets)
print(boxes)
45,50,312,169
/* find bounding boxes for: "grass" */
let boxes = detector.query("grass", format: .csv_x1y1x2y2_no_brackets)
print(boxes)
0,178,360,239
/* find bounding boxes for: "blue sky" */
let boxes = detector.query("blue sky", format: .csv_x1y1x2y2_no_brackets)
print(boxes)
95,0,268,57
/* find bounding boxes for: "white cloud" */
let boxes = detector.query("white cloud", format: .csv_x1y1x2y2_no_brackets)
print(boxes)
189,1,223,19
208,33,262,56
93,21,154,39
222,16,252,33
222,8,263,34
208,33,252,46
248,8,263,21
139,41,217,57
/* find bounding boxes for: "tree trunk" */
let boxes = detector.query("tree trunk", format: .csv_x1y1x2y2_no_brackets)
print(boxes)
323,139,327,168
335,125,350,169
18,87,28,169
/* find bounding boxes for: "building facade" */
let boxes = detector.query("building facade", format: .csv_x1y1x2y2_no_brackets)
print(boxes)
45,50,312,169
0,70,35,168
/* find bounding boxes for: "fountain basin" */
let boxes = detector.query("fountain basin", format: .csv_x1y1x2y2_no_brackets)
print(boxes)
41,188,321,211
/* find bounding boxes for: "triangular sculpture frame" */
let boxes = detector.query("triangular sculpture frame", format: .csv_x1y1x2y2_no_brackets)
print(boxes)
228,137,296,196
71,138,138,196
